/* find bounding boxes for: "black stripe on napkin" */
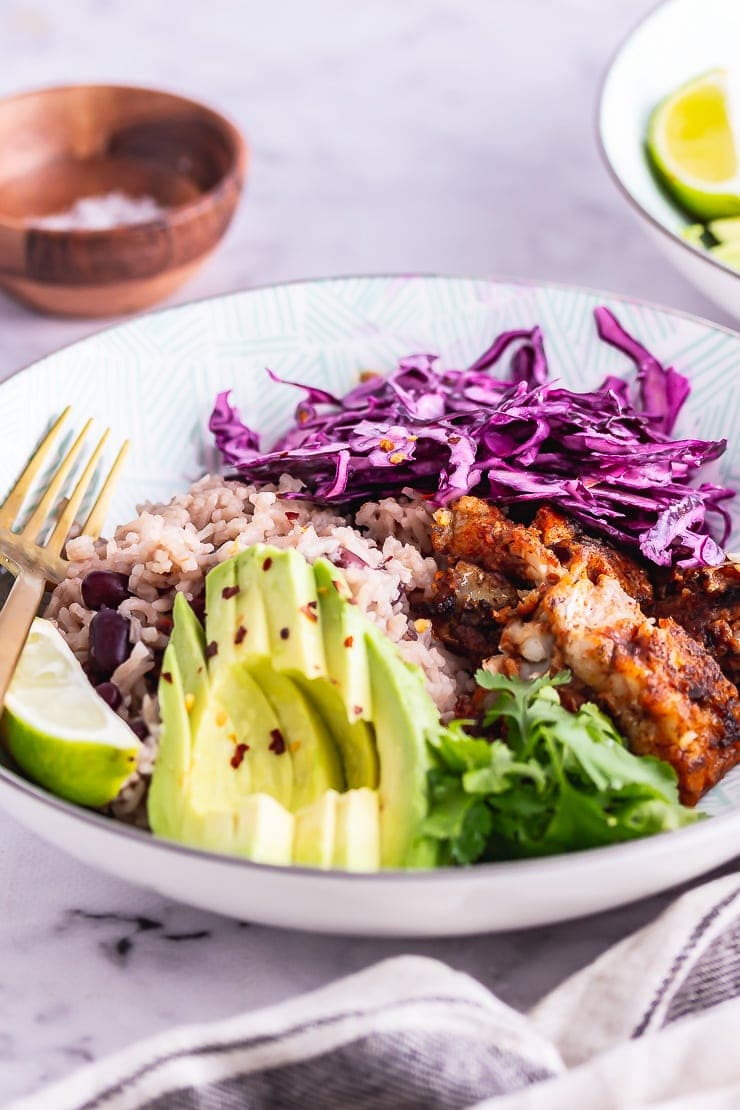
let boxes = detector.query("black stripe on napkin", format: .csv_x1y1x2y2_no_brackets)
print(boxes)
140,1029,552,1110
80,995,554,1110
632,886,740,1038
664,914,740,1026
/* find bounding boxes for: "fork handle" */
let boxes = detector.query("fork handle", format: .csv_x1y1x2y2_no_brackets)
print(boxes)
0,573,46,708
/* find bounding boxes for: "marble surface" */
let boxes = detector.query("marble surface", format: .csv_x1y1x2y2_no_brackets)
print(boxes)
0,0,737,1102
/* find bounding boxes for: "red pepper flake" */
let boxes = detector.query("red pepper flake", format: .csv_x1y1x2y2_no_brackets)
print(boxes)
221,585,240,600
379,437,395,452
161,671,173,684
344,636,354,648
269,729,286,755
263,557,273,571
285,511,300,521
353,705,363,716
155,616,173,634
300,604,319,623
448,435,460,445
280,627,290,640
205,641,219,659
230,743,249,770
360,370,382,382
234,625,247,645
298,410,310,425
307,600,318,609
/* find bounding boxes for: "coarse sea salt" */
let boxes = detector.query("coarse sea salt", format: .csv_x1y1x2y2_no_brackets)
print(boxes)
32,191,166,231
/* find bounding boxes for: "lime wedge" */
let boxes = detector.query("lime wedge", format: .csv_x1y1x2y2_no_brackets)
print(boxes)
647,69,740,220
1,619,140,806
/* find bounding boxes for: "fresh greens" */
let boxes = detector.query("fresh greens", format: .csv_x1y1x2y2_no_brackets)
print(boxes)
425,670,701,865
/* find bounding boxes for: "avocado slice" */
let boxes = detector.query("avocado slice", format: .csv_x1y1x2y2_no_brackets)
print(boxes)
249,661,344,809
292,787,380,871
293,789,338,867
333,788,380,871
235,793,294,865
311,560,379,789
208,665,292,808
364,625,439,869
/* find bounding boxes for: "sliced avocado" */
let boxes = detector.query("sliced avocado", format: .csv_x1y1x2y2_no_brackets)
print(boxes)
235,547,377,790
204,558,240,675
149,544,440,871
293,789,338,867
312,561,379,789
245,545,328,677
169,592,209,737
364,626,439,869
148,645,191,840
333,788,380,871
248,661,344,809
236,793,294,865
205,666,292,809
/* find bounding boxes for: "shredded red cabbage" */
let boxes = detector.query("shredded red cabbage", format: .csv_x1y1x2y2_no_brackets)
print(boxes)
209,307,734,568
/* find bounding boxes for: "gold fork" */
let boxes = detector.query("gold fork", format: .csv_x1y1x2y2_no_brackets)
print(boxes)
0,409,129,705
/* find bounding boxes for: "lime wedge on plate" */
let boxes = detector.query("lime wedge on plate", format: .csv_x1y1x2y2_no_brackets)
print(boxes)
647,68,740,220
1,619,140,807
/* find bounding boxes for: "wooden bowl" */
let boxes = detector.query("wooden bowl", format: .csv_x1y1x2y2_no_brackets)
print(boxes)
0,84,246,317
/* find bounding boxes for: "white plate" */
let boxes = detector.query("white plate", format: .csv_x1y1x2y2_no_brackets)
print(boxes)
0,275,738,936
598,0,740,322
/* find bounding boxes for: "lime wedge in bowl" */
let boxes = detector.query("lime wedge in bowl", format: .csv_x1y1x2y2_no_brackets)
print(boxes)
647,68,740,221
1,619,139,806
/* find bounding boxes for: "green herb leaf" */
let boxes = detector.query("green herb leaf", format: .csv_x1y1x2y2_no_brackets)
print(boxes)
424,670,701,864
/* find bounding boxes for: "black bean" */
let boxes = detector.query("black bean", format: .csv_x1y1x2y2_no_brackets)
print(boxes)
89,609,131,676
81,571,130,611
128,718,149,741
95,681,122,711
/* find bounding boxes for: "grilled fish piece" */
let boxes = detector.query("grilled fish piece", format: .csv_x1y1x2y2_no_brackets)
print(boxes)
429,497,559,661
429,496,652,661
430,560,519,660
432,497,561,588
534,505,654,607
539,571,740,806
653,562,740,687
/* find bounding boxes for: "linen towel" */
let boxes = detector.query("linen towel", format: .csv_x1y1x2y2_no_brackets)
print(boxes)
11,872,740,1110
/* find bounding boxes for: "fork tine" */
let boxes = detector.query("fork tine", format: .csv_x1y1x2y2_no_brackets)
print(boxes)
0,407,70,529
80,439,130,540
22,419,93,541
46,429,111,556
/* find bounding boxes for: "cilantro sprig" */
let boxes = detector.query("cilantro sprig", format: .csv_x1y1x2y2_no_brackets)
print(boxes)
425,670,701,865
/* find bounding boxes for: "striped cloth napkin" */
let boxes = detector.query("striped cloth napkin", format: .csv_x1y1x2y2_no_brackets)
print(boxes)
11,872,740,1110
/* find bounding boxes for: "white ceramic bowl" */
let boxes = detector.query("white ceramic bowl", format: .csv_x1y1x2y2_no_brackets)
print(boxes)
599,0,740,321
0,275,739,936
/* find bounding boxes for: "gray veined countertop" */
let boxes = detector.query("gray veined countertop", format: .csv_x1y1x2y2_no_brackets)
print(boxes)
0,0,736,1102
